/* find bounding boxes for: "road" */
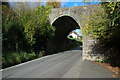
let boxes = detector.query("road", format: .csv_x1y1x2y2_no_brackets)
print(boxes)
2,48,113,78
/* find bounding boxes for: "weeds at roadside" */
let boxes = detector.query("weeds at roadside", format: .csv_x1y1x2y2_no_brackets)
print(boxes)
2,51,44,69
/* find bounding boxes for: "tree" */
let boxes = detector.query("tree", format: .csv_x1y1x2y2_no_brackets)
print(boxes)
2,2,10,7
2,4,23,52
2,2,56,68
82,2,120,66
2,2,55,53
46,0,61,8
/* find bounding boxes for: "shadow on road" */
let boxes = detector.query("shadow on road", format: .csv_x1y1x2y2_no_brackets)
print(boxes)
71,47,83,50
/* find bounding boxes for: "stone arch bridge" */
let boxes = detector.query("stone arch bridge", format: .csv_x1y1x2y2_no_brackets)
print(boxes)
48,4,103,61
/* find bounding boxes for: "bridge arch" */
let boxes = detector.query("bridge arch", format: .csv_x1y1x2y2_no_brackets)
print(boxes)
48,4,104,61
47,15,81,53
52,15,80,36
51,13,81,27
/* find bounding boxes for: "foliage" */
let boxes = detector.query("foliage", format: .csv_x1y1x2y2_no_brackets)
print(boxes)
46,0,61,8
82,7,110,39
67,36,82,49
2,3,55,68
2,5,24,52
67,40,82,50
2,2,10,7
2,51,42,68
101,2,120,67
82,2,120,66
2,3,55,52
67,36,82,43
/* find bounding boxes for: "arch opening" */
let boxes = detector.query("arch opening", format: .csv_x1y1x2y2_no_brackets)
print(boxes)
47,16,82,53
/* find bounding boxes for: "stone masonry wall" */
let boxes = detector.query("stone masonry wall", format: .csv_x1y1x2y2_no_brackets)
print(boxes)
83,36,104,61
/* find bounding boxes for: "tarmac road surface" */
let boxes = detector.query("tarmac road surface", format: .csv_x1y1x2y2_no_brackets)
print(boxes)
2,48,113,78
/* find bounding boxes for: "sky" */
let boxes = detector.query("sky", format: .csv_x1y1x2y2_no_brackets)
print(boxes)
74,29,82,36
61,2,100,8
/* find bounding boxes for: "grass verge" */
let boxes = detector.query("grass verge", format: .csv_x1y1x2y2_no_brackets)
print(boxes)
2,51,44,69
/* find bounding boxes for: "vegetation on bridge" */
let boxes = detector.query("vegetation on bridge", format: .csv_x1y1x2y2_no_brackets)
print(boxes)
46,0,62,8
82,2,120,67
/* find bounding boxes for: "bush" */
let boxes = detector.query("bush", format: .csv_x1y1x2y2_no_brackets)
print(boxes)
2,3,56,68
2,51,42,68
82,2,120,67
